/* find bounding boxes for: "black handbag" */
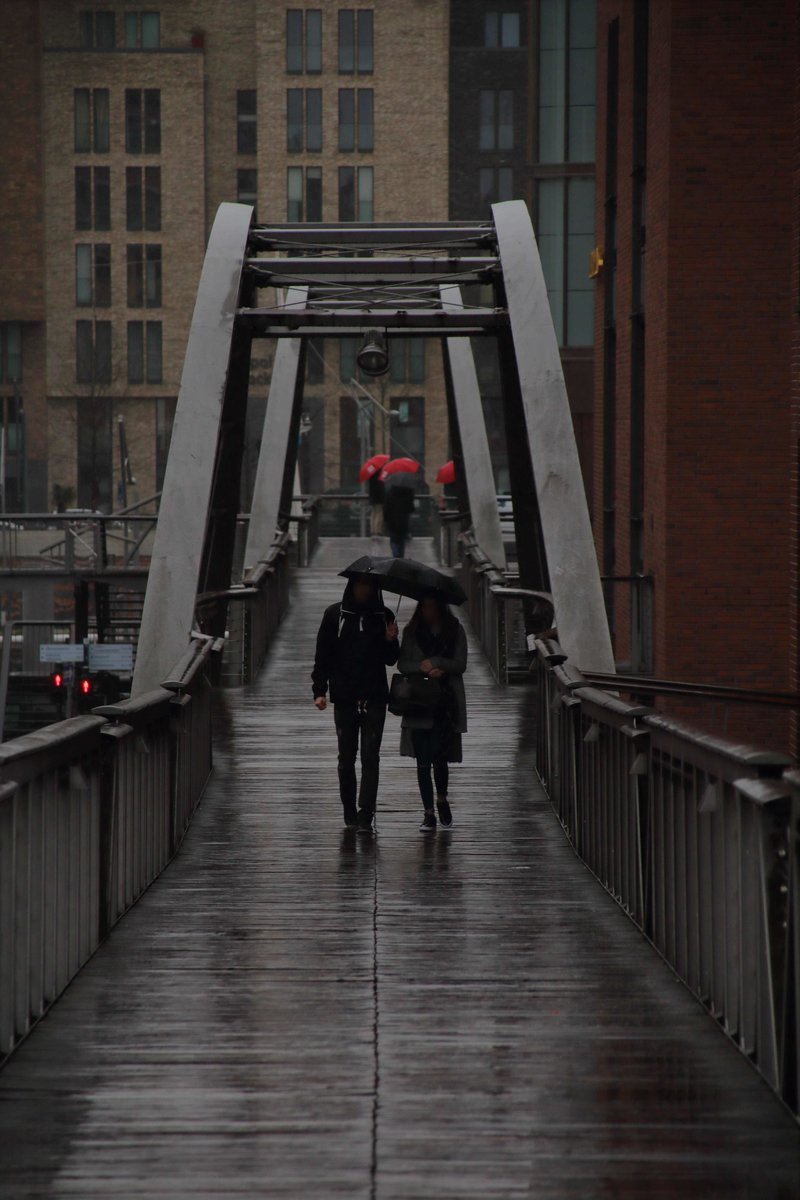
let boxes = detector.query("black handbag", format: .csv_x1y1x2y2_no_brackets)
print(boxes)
388,672,444,717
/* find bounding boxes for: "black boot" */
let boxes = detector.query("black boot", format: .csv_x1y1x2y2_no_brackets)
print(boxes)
357,809,374,834
343,803,358,829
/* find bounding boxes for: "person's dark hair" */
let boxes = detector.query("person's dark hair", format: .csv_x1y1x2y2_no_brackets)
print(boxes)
406,592,459,654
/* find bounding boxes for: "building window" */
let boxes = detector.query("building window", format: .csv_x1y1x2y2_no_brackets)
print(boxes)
537,175,594,346
479,166,513,208
74,88,109,153
237,90,257,154
338,166,373,221
127,320,162,382
485,12,521,47
126,166,161,230
306,336,325,384
389,339,425,384
287,167,322,221
237,168,257,213
287,89,322,152
75,166,110,230
76,244,111,306
76,319,112,383
126,245,162,307
79,11,116,49
287,9,322,74
539,0,596,164
340,88,373,152
125,89,161,153
339,10,373,74
0,324,22,383
479,90,513,151
390,396,424,465
124,11,160,48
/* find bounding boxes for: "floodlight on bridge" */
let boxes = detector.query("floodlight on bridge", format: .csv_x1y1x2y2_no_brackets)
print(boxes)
356,329,389,376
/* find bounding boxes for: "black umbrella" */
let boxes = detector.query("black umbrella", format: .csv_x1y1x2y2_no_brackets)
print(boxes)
340,555,467,606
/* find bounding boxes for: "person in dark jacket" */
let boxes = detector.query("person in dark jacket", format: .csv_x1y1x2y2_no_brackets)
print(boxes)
398,593,468,832
312,574,399,832
383,484,414,558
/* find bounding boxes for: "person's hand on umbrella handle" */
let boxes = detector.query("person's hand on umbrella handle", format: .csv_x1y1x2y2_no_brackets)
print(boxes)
428,667,444,679
314,696,327,711
420,658,433,673
385,621,398,641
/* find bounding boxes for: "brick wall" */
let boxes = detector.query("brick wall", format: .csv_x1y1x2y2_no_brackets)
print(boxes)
596,0,795,751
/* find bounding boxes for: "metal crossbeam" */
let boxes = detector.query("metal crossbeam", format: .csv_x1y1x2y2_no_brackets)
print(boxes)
249,224,495,250
246,256,499,278
237,307,504,330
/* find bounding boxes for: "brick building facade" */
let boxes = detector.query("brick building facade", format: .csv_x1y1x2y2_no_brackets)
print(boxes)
594,0,796,748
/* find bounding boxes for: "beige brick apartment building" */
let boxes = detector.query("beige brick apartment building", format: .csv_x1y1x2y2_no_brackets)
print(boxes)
0,0,451,512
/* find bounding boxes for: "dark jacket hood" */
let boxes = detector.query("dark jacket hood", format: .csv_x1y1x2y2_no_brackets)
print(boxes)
340,579,386,614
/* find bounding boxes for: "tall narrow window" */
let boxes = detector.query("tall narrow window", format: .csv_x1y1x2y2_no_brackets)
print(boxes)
144,166,161,229
539,0,596,164
338,166,355,221
287,89,303,151
75,167,92,229
479,90,513,151
125,89,142,152
95,243,111,306
1,324,22,383
76,320,94,382
287,9,303,72
479,166,513,207
569,0,596,162
144,89,161,152
74,89,91,152
146,321,162,382
357,10,373,73
338,9,355,72
339,90,355,152
94,166,110,230
537,178,565,343
538,0,566,162
357,89,373,151
126,166,143,230
237,89,257,154
94,89,110,152
306,9,322,72
357,166,373,221
145,245,162,306
127,320,144,382
287,166,303,220
141,12,160,47
306,167,322,221
306,88,322,151
95,11,116,48
94,320,112,381
485,12,521,47
127,244,144,306
76,245,93,305
79,12,94,48
237,168,258,213
566,176,594,345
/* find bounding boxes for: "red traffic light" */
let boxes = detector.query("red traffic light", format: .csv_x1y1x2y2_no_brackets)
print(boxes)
80,677,92,696
52,672,64,689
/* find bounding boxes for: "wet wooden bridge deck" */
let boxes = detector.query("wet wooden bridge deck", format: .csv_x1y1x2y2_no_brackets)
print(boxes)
1,538,799,1198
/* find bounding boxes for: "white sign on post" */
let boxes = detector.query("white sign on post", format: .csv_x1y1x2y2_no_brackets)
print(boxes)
39,644,85,664
87,643,135,672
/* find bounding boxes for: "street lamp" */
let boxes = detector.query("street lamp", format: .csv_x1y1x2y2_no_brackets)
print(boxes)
356,329,389,377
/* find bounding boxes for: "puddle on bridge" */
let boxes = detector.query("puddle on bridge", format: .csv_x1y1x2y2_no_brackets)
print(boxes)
0,539,799,1198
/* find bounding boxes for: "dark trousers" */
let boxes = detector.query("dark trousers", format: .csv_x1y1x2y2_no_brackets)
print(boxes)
412,726,450,810
334,702,387,814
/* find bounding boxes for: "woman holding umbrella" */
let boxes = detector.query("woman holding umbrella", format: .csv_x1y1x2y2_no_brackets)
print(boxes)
398,590,468,832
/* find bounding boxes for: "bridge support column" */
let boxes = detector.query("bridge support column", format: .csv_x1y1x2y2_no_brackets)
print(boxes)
133,203,254,696
243,287,308,573
492,199,614,674
439,285,506,571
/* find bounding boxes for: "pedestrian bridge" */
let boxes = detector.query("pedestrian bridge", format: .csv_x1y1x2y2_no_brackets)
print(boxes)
1,205,799,1196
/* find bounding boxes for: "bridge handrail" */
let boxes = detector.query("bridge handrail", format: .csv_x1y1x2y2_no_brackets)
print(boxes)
0,624,222,1068
530,631,798,1118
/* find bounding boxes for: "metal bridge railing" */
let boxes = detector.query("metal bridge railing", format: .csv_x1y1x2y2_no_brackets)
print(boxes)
531,634,799,1117
0,512,158,573
0,634,215,1067
215,533,292,687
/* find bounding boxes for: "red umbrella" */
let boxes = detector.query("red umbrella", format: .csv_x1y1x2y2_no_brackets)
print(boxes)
379,457,420,481
358,454,390,483
436,460,456,485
